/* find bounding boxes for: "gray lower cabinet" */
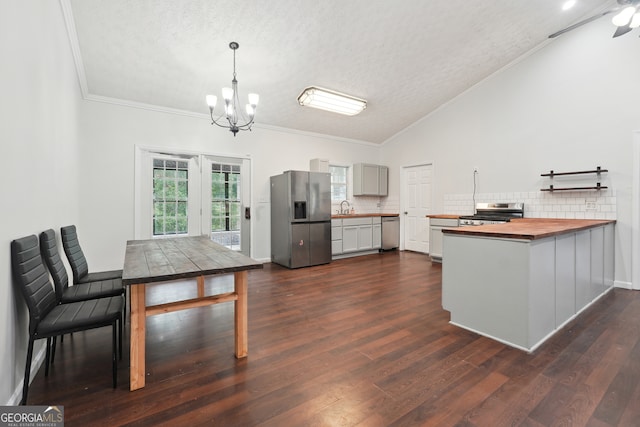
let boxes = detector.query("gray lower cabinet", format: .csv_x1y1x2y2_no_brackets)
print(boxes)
429,217,459,262
331,219,343,255
342,225,359,252
373,222,382,248
332,216,382,257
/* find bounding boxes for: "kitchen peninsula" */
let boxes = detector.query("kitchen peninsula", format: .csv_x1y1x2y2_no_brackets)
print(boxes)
442,218,615,352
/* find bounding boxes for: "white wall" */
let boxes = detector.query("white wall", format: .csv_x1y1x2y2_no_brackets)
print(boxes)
75,101,381,266
1,1,82,404
382,17,640,287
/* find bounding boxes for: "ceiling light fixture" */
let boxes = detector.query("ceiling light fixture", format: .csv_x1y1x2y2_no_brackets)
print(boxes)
549,0,640,38
562,0,576,11
205,42,258,137
611,5,636,26
297,87,367,116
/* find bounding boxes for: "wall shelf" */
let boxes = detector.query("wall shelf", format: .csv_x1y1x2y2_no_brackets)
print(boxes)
540,167,608,177
541,184,608,192
540,166,607,192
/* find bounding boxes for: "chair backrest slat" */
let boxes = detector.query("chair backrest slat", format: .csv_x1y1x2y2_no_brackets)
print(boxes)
39,229,69,300
11,235,58,334
61,225,88,284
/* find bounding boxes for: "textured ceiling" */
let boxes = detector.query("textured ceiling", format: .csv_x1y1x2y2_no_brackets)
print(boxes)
66,0,613,143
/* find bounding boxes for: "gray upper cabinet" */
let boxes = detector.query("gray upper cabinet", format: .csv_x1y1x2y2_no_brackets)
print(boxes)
353,163,388,196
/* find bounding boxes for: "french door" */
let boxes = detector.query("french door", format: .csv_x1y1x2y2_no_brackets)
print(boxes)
201,156,251,256
135,148,251,256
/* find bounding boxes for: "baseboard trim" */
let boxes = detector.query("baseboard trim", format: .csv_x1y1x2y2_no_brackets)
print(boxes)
6,345,46,406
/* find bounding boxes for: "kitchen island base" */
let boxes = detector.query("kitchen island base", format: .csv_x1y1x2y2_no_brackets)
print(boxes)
442,220,614,352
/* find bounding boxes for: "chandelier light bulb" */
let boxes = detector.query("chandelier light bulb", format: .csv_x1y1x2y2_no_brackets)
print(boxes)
612,6,636,27
222,87,234,101
248,93,259,107
630,12,640,28
206,95,217,109
246,105,254,116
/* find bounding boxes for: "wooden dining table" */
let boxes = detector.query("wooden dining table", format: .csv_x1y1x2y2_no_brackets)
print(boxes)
121,235,263,391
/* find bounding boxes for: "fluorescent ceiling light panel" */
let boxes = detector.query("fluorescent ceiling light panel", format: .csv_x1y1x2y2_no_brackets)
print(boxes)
297,87,367,116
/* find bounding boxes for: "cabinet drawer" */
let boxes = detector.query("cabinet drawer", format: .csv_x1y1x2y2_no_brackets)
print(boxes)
430,218,459,227
343,217,373,227
332,226,342,240
331,219,342,227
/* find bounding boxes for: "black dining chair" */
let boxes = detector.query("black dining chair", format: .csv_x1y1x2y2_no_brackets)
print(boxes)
40,229,125,303
40,229,126,363
11,235,123,405
60,225,122,284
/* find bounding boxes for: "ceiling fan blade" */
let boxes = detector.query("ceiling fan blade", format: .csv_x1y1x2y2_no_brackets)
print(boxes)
613,23,634,37
548,8,619,38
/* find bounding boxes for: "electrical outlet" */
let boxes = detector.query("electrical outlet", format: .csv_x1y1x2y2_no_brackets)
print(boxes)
585,201,597,210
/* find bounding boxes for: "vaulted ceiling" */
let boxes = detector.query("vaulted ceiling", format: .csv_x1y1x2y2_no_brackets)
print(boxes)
66,0,613,143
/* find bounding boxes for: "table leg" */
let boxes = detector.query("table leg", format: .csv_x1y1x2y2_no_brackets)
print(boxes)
234,271,248,358
197,275,205,298
129,283,146,390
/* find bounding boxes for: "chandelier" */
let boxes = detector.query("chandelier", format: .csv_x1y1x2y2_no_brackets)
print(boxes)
206,42,259,137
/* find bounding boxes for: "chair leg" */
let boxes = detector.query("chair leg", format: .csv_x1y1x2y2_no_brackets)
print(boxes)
123,289,127,327
119,312,123,360
112,322,117,389
44,338,51,377
51,336,57,365
21,337,35,405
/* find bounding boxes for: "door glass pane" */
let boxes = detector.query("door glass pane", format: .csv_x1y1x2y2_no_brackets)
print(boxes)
153,159,188,236
210,162,241,250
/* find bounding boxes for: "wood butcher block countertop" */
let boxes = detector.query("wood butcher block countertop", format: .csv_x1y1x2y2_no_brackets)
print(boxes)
332,213,399,219
442,218,616,240
427,214,460,219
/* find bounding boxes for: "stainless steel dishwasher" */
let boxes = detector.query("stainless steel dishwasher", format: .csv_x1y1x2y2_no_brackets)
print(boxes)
381,216,400,250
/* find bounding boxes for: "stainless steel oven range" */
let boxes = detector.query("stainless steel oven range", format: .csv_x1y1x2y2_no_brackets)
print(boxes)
458,202,524,226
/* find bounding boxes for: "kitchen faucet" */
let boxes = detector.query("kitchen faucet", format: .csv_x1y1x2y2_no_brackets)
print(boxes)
340,200,350,214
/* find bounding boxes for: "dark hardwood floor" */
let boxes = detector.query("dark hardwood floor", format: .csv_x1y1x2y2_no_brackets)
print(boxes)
25,251,640,426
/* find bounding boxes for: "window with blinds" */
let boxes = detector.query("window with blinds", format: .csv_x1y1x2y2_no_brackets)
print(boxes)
330,165,348,201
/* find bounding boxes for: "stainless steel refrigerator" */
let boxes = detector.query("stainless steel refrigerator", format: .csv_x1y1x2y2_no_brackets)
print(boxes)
270,170,331,268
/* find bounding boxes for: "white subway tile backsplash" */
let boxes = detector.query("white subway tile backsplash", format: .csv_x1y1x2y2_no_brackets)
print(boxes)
443,189,616,220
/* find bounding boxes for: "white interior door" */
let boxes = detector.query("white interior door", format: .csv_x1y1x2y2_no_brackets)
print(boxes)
403,164,433,253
